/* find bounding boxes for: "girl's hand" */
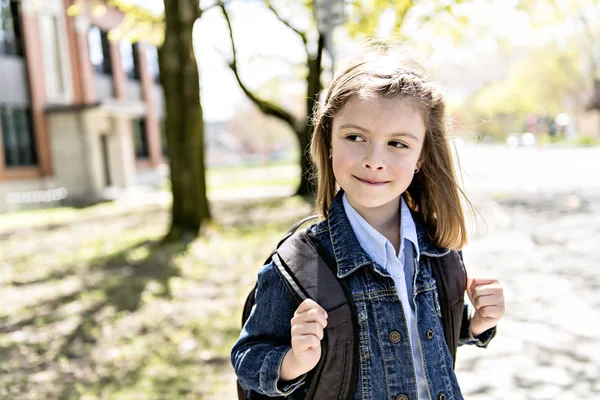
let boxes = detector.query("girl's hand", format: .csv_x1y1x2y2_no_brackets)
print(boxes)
287,299,328,376
466,277,505,337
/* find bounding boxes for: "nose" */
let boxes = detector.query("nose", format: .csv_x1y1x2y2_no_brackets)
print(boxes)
362,147,386,170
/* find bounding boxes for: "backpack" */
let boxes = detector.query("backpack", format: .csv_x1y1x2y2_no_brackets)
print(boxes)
236,216,467,400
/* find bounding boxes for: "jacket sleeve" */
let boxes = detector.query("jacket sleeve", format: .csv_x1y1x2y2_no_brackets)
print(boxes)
458,302,497,348
230,260,308,397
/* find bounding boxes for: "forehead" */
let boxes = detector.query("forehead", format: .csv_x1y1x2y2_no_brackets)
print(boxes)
333,95,426,139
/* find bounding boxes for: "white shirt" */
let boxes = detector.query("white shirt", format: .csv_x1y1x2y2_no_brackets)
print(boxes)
343,193,429,400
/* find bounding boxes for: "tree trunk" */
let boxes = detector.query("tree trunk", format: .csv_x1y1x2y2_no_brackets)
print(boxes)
295,34,325,197
159,0,210,242
589,79,600,111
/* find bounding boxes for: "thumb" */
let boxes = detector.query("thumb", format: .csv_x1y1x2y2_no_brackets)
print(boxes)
466,277,474,302
467,277,475,293
470,278,498,285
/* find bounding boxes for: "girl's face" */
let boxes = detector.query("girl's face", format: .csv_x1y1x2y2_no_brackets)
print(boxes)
330,95,426,217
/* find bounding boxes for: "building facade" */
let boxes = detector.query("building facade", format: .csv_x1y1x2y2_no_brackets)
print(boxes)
0,0,166,212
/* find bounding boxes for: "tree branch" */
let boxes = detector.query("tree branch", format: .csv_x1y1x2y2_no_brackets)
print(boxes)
266,4,308,47
218,0,298,131
201,0,233,15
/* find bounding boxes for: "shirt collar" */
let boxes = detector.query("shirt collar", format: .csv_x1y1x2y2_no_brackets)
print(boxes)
326,189,449,279
400,196,420,262
342,193,420,271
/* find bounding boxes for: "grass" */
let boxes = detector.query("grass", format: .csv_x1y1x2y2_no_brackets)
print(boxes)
207,163,299,191
537,134,600,147
1,164,301,235
0,194,314,399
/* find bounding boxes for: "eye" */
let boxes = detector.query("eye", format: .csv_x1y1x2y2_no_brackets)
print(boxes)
389,140,408,149
346,135,365,142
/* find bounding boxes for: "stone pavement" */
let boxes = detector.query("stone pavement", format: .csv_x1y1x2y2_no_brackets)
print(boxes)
455,189,600,399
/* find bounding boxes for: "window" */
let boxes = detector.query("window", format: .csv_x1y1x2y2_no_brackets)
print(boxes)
160,119,167,157
88,26,112,75
37,1,72,103
0,0,22,57
120,40,133,77
40,14,65,98
1,105,37,167
121,40,141,80
131,43,141,80
146,45,159,83
88,26,103,72
132,117,149,159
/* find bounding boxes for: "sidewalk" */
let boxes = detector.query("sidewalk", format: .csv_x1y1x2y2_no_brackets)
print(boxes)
456,190,600,399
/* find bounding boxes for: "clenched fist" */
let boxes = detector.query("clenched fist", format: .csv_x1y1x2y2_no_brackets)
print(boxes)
280,299,328,380
467,277,506,337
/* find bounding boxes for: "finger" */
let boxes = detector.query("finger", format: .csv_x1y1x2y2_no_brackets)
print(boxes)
472,293,499,309
292,309,328,330
292,334,321,351
477,305,504,319
467,277,478,299
291,322,324,340
295,299,328,319
470,278,499,288
472,284,503,301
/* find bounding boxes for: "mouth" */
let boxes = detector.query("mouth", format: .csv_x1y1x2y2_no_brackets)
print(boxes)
353,176,390,186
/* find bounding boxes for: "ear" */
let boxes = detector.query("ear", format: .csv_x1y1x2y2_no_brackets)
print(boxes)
416,155,424,170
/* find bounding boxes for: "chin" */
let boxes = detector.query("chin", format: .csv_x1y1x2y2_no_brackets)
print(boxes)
346,192,400,210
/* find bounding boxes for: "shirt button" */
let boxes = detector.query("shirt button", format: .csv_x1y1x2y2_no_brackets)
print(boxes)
396,395,409,400
426,329,434,340
438,393,447,400
389,331,402,343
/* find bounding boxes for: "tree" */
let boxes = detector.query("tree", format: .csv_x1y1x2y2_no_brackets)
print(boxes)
67,0,484,242
463,46,587,138
160,0,211,242
577,1,600,114
218,0,323,197
516,0,600,129
67,0,211,242
217,0,469,197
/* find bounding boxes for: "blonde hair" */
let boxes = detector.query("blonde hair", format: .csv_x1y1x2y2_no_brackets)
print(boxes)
310,41,474,250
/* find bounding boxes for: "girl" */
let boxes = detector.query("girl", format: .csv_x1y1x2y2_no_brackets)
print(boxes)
231,42,505,399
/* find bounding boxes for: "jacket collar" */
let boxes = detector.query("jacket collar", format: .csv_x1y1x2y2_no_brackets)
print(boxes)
327,189,449,279
410,209,451,258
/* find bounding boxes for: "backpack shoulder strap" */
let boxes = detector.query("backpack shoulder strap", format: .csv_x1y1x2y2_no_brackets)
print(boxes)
276,215,321,248
272,230,346,310
273,229,357,400
429,250,467,368
239,218,358,400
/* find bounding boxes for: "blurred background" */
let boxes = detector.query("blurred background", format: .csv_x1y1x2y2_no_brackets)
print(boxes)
1,0,599,398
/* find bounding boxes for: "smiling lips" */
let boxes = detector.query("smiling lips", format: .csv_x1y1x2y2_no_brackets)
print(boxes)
354,176,390,186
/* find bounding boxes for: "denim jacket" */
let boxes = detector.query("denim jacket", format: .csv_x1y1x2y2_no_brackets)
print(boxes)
231,190,496,399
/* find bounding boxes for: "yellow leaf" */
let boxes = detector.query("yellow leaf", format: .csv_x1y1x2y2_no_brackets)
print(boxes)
66,3,82,17
92,4,107,18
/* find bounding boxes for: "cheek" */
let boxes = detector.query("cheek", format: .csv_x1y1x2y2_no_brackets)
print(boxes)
399,157,419,171
389,155,420,177
331,141,355,176
331,154,350,181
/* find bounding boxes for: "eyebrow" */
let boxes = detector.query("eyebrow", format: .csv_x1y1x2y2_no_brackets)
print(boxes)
338,123,419,141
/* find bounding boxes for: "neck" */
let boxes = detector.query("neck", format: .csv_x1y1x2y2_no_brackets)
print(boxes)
350,197,402,252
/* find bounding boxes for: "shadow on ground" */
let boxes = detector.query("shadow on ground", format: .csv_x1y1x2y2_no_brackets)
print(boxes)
0,238,188,398
1,195,314,399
